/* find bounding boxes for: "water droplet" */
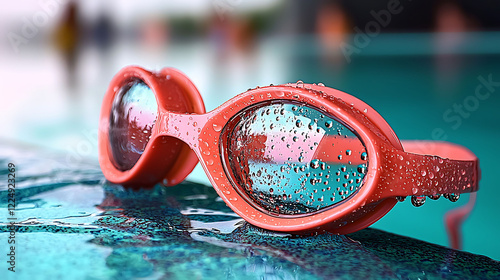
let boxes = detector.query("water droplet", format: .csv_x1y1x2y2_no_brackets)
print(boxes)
310,159,320,169
412,188,418,194
361,152,368,161
357,165,367,174
346,150,352,156
447,193,460,202
320,162,326,170
213,123,223,132
411,196,426,207
421,170,427,176
206,159,214,166
428,194,441,200
396,196,406,202
325,120,333,128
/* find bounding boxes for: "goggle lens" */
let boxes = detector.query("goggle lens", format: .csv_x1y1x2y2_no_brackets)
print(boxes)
109,79,158,171
226,102,368,215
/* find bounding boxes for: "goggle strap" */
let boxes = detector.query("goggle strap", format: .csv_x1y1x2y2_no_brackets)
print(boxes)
376,140,479,201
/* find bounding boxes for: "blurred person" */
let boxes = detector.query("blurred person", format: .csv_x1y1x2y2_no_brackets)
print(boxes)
433,0,475,95
209,14,256,63
92,10,115,54
207,14,259,107
53,1,80,91
139,17,170,52
316,0,350,68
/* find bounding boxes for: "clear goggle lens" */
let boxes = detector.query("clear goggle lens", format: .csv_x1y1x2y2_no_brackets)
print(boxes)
109,79,158,171
225,102,368,215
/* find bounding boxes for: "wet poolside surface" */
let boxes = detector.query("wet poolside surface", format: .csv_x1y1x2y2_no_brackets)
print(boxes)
1,144,499,280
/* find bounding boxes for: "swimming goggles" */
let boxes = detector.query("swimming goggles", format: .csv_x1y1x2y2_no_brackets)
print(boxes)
98,66,480,234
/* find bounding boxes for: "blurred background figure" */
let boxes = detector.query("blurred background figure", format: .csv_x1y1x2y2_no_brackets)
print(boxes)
92,9,115,54
139,17,170,52
53,1,80,91
316,0,350,68
1,0,500,261
433,0,475,95
207,13,259,104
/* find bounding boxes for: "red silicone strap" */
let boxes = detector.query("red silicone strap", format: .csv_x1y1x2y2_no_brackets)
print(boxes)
376,140,480,199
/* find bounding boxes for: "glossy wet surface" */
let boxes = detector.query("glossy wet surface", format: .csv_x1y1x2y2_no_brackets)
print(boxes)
1,145,499,280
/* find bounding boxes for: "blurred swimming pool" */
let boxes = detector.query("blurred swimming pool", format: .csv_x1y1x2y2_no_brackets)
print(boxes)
1,32,499,265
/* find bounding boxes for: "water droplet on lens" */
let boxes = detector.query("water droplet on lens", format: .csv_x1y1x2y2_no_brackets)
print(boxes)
296,119,302,128
357,165,367,174
325,121,333,128
361,152,368,161
310,159,320,169
346,150,352,156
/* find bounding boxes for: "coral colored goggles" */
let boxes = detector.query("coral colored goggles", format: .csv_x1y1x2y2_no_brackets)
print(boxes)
98,66,480,234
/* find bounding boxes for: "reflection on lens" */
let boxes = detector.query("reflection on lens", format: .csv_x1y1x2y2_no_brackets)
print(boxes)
109,80,158,171
225,102,368,215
